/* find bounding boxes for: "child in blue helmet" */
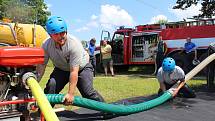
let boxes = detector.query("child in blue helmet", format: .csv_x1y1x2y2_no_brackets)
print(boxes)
156,57,196,98
36,16,105,106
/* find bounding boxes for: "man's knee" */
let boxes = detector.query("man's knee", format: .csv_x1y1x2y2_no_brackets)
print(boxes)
179,85,196,98
89,91,105,102
82,89,105,102
48,78,56,87
44,78,57,94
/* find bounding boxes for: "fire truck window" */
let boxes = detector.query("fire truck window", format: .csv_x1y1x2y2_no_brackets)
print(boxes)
175,25,179,28
113,34,124,42
169,25,173,28
186,22,191,27
199,21,205,26
191,22,197,26
111,33,124,63
206,20,213,25
112,33,124,54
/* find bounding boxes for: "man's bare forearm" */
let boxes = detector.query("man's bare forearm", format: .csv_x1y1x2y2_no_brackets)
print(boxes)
36,64,46,82
68,67,79,95
160,82,166,91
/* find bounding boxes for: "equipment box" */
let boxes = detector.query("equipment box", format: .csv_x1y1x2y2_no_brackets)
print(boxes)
0,46,44,67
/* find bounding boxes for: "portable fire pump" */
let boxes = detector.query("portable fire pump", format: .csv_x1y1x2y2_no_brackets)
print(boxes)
0,19,47,120
0,46,44,120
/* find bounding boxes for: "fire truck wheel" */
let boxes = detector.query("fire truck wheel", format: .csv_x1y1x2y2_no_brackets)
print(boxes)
171,53,189,74
95,54,104,73
199,53,208,75
114,65,129,72
96,64,104,73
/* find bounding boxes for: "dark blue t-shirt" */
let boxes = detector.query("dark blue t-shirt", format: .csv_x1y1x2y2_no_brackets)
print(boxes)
88,43,96,56
184,42,196,53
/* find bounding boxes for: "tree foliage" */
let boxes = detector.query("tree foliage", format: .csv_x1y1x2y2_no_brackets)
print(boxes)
173,0,215,18
0,0,50,26
155,19,168,24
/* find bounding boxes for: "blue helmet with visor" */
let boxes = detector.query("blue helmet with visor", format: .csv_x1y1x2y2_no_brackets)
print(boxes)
162,57,176,72
46,16,67,34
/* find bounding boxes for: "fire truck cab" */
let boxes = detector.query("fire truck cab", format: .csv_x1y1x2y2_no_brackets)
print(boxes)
97,19,215,73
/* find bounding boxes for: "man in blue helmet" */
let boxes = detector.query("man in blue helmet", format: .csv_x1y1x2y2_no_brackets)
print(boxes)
156,57,196,98
36,16,105,105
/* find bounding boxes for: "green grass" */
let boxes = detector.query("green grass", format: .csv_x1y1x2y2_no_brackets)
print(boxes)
94,76,159,102
39,66,206,110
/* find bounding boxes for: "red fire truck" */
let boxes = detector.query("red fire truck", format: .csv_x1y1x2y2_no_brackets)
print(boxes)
96,18,215,73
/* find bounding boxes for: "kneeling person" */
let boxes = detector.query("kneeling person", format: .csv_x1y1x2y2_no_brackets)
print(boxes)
157,57,196,98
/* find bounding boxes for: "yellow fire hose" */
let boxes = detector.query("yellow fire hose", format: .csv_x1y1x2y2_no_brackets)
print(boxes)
26,76,59,121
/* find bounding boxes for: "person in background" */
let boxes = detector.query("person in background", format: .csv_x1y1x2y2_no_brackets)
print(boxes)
88,38,96,77
155,36,167,74
101,40,114,77
81,40,90,61
81,40,88,51
157,57,196,98
36,16,105,106
184,37,200,65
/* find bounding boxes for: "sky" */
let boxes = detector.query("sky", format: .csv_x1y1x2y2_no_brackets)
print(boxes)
44,0,202,44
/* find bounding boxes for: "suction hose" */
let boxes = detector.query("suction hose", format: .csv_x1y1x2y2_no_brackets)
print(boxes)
23,73,59,121
46,92,172,115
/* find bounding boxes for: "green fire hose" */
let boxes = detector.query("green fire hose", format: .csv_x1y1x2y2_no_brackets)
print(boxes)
46,91,172,115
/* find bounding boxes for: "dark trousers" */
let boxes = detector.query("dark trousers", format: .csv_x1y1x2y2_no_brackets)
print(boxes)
89,55,96,77
158,82,196,98
44,63,104,102
156,53,165,74
185,51,196,71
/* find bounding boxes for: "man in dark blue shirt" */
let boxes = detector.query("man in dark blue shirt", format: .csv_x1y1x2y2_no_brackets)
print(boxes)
88,38,96,76
184,37,200,65
185,37,196,53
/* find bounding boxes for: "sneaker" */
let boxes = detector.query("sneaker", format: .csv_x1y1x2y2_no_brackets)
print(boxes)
192,59,200,65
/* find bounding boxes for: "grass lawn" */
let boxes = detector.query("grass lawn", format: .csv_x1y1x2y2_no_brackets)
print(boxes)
39,66,206,110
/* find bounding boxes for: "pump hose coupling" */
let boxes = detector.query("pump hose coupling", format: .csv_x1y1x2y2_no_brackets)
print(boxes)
22,72,37,89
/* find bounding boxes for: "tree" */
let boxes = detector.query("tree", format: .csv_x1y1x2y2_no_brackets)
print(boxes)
156,19,168,24
153,15,168,24
0,0,50,26
173,0,215,18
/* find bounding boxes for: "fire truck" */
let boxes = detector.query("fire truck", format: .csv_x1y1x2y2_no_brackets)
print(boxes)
96,18,215,73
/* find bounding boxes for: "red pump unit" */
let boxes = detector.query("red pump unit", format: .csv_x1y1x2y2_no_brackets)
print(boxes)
0,47,44,121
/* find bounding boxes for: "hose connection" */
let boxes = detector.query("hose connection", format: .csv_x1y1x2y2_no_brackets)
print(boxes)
167,81,181,96
22,72,37,89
